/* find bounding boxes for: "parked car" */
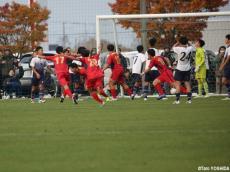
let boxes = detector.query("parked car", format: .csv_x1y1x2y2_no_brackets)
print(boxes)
19,51,61,97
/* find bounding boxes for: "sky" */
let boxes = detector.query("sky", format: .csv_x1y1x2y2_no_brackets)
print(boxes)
0,0,230,51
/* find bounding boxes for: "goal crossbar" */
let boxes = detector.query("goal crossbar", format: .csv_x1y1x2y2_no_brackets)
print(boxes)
96,11,230,50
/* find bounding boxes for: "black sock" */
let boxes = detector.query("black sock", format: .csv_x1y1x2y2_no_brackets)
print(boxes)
176,93,180,101
187,92,192,101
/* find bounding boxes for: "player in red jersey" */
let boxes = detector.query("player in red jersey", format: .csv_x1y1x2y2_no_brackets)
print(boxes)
43,46,77,104
144,48,178,100
77,48,109,105
103,44,132,100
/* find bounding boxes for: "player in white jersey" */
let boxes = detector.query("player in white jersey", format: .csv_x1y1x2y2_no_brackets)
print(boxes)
143,37,160,100
30,46,50,103
172,36,195,104
131,45,146,100
219,34,230,100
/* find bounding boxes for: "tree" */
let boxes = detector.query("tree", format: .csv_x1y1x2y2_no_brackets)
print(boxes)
109,0,229,48
0,2,50,56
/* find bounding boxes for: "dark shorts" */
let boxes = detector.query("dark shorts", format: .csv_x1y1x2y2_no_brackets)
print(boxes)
70,73,80,83
224,67,230,79
144,70,159,82
174,69,191,82
31,72,45,86
131,73,142,83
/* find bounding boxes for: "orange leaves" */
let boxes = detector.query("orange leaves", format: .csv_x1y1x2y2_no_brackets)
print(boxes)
0,2,50,53
109,0,229,48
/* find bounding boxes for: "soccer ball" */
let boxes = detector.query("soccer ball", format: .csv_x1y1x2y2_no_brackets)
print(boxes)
170,88,177,95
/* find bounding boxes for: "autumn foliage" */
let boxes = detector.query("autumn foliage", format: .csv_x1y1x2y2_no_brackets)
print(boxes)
0,2,50,55
109,0,229,48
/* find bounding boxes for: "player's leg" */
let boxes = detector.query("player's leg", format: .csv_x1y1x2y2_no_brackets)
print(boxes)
153,78,166,100
38,74,46,103
119,75,132,97
222,77,230,100
31,77,39,103
184,81,192,103
95,78,109,98
197,78,203,97
131,74,141,99
89,89,104,105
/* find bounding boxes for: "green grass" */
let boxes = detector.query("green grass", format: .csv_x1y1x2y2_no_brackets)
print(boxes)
0,97,229,172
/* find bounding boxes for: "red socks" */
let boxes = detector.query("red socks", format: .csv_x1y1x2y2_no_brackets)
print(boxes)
110,89,117,99
180,86,187,94
154,83,164,96
64,88,73,98
124,88,132,96
99,89,108,98
91,92,103,104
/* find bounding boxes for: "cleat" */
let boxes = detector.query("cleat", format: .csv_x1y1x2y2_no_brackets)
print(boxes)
72,94,78,104
131,94,135,100
173,100,180,104
194,95,203,99
204,94,210,98
31,99,36,103
186,100,192,104
38,99,46,103
105,97,112,102
100,101,105,107
157,94,168,100
60,96,64,103
111,98,118,101
222,97,230,100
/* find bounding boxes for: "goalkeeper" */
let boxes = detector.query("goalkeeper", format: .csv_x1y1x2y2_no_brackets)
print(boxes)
194,39,209,97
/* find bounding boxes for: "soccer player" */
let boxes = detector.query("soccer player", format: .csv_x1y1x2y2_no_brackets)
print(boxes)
30,46,49,103
172,36,195,104
143,49,175,100
194,39,209,98
143,37,160,101
43,46,77,104
219,34,230,100
78,48,109,105
131,45,146,100
103,44,132,100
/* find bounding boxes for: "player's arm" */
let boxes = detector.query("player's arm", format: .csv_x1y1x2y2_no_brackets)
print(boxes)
163,57,172,68
142,60,153,75
219,55,230,71
65,55,77,60
102,55,111,71
195,49,205,72
30,59,40,79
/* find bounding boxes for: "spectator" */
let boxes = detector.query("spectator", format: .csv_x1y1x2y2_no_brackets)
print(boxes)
0,49,17,91
215,46,226,94
3,67,23,99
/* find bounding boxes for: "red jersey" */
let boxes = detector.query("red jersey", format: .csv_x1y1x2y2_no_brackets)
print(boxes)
45,55,69,74
148,56,168,74
80,54,103,80
107,52,123,70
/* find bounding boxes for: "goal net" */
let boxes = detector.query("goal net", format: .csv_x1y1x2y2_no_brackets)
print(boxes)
96,12,230,94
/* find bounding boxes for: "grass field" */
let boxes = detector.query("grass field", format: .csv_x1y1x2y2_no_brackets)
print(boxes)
0,97,229,172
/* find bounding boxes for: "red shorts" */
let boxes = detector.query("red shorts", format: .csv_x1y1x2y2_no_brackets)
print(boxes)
111,68,124,84
85,77,103,90
157,69,175,84
57,73,70,87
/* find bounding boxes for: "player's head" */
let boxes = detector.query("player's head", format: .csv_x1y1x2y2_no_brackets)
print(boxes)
64,47,71,55
35,46,43,56
149,37,157,47
107,44,115,52
77,46,86,55
147,48,155,59
56,46,64,54
225,34,230,45
81,48,90,57
137,45,144,53
69,63,79,73
179,36,188,45
195,39,205,48
218,46,226,54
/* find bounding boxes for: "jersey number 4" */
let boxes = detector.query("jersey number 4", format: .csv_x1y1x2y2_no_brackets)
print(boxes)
180,52,192,61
